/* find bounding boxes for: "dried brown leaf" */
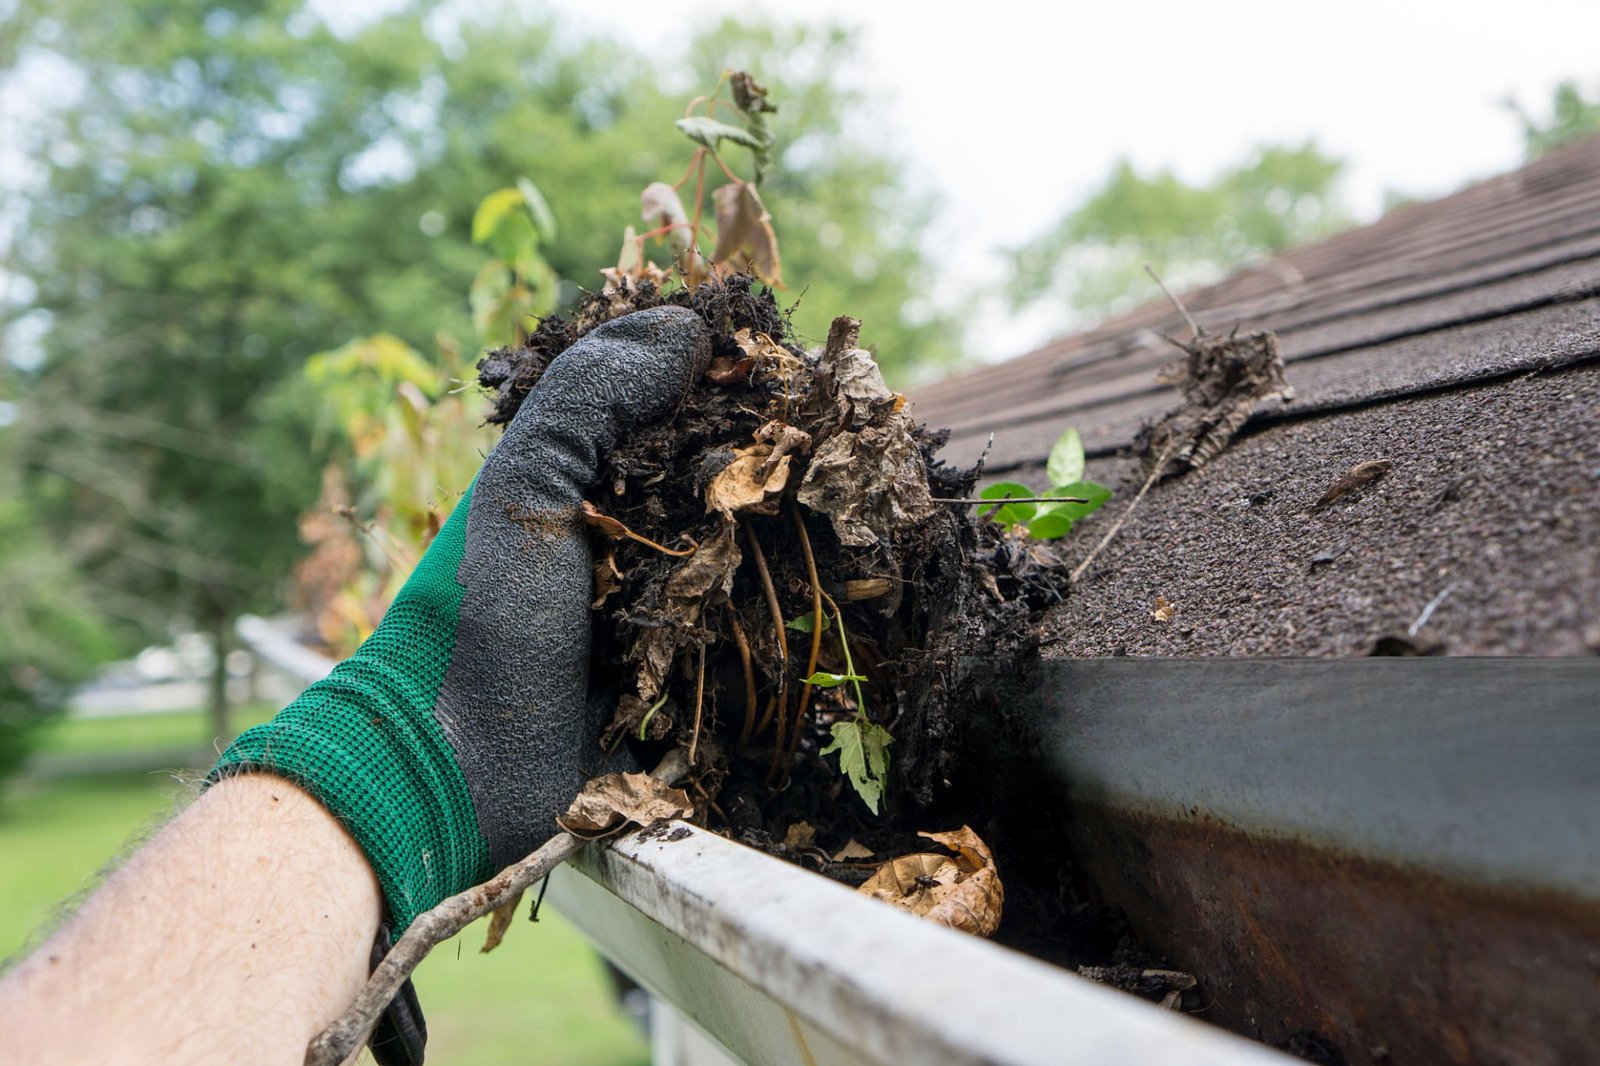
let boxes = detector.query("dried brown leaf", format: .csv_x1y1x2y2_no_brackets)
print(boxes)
782,821,816,849
592,553,622,609
705,443,791,517
858,825,1003,937
1137,329,1291,480
1151,596,1175,623
832,839,875,862
705,354,756,385
710,181,781,285
480,889,524,954
1312,459,1393,511
556,772,693,839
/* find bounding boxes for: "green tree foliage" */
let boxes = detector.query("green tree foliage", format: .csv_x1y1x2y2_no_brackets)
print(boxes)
1508,79,1600,159
0,3,954,734
1009,141,1348,321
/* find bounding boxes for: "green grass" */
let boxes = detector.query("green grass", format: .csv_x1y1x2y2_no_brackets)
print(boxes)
2,711,649,1066
35,704,277,758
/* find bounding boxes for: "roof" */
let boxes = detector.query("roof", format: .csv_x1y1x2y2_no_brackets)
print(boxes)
912,136,1600,657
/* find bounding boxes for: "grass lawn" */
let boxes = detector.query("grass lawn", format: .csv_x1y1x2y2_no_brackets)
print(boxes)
35,704,278,759
1,712,649,1066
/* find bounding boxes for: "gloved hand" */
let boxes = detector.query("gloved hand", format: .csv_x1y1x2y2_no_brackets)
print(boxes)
214,307,710,935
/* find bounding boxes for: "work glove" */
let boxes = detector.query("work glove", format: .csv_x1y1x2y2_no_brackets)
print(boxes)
212,307,710,1051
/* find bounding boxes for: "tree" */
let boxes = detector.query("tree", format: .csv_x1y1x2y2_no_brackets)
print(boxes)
1008,141,1348,323
1508,79,1600,159
0,2,959,737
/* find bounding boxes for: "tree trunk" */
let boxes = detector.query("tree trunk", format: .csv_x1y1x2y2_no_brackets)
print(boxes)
208,608,231,747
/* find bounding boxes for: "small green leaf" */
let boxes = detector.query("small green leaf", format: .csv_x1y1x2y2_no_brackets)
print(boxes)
802,670,865,688
516,177,557,242
820,719,893,814
979,481,1038,528
1047,427,1086,489
786,613,831,634
1037,480,1113,523
675,116,765,153
1027,512,1074,539
471,187,524,245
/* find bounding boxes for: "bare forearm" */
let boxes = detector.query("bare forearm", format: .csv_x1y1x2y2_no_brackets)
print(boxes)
0,774,381,1064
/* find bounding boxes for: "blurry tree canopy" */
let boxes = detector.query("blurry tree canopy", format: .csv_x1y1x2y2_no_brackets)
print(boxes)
1508,79,1600,159
0,1,955,737
1008,141,1348,322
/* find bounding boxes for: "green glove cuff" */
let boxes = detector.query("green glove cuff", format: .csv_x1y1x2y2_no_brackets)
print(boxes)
211,485,489,933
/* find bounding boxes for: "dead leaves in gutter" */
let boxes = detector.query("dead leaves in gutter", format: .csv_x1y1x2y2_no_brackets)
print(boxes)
858,825,1003,938
556,772,694,839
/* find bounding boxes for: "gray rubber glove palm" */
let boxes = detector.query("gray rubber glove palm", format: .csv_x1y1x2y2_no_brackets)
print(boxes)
215,306,711,932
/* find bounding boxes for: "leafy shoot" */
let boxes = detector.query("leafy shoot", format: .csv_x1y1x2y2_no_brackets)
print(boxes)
978,427,1112,539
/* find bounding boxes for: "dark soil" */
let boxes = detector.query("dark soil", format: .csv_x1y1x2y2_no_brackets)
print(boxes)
479,275,1175,1002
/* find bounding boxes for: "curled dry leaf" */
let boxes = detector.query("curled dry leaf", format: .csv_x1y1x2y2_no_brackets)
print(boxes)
1151,596,1176,623
556,772,693,839
710,181,781,285
705,443,792,517
1312,458,1393,511
592,552,623,609
858,825,1003,937
480,889,524,954
630,523,741,699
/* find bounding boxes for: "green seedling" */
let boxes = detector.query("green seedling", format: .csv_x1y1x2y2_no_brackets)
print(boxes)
979,427,1112,539
796,603,892,814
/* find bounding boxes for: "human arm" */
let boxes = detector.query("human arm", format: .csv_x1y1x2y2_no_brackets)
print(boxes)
0,774,381,1063
0,306,711,1064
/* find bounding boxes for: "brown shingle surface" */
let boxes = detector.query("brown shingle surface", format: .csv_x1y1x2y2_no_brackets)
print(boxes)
912,136,1600,656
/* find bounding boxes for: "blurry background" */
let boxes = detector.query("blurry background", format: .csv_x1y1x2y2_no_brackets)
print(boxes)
1,1,1597,1061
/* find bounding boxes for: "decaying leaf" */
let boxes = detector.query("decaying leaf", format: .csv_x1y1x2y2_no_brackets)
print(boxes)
1136,328,1292,480
480,889,524,954
730,327,799,375
797,342,936,548
1151,596,1175,623
630,523,741,699
556,772,693,839
705,443,791,517
640,182,693,257
710,181,781,285
798,426,936,548
1312,459,1393,511
592,552,623,609
832,839,875,862
858,826,1003,937
782,821,816,849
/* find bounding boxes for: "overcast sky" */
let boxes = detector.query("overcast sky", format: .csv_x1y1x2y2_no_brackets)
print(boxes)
537,0,1600,363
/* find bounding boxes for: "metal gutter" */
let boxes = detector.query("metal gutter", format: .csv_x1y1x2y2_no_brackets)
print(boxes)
547,822,1292,1066
981,657,1600,1065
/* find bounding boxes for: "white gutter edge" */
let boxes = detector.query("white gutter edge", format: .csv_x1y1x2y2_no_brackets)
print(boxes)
549,822,1293,1066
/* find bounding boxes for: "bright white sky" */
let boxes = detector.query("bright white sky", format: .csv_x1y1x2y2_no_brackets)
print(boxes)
536,0,1600,363
10,0,1600,368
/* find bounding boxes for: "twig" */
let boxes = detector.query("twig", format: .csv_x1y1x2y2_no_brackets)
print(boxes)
688,642,707,765
727,606,759,750
305,832,585,1065
771,504,824,785
1144,263,1199,342
1069,461,1166,585
334,506,417,575
742,520,788,743
1409,583,1457,635
305,752,689,1066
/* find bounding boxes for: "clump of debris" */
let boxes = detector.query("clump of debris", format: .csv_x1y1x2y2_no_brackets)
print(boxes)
479,275,1067,862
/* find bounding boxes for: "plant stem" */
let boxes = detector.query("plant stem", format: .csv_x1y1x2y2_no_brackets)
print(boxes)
688,642,707,765
637,690,669,742
742,520,788,741
727,605,759,750
774,504,825,783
